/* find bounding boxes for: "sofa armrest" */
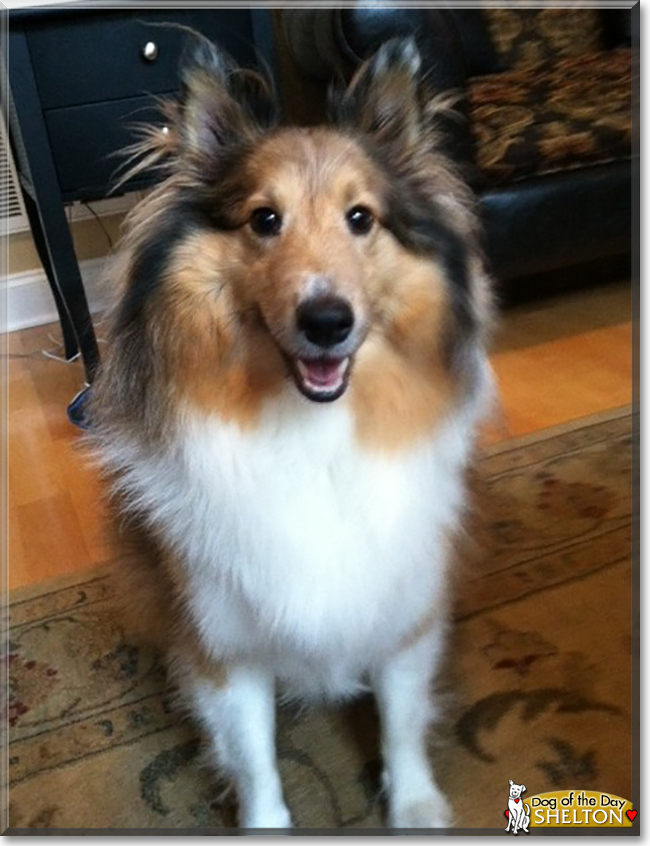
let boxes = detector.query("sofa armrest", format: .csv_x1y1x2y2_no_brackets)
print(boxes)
338,8,468,88
281,8,467,89
281,8,475,170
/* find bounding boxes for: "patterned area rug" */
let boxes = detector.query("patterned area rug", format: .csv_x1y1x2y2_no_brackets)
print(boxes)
6,407,635,833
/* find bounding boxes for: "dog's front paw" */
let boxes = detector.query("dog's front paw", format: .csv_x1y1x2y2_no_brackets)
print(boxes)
241,804,292,831
389,793,453,830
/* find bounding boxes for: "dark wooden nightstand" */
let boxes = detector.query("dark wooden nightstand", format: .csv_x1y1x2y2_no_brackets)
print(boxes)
6,6,276,393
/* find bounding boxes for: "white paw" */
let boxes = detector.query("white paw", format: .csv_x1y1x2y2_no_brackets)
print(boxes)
389,793,453,830
241,804,292,831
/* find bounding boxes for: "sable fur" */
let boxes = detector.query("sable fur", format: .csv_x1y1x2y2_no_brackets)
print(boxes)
88,36,494,830
92,37,490,440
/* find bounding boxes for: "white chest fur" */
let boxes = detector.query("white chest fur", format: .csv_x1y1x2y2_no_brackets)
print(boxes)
113,389,483,695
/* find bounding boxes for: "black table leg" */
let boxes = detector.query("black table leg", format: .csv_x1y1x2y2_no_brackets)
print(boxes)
22,190,79,362
7,29,100,383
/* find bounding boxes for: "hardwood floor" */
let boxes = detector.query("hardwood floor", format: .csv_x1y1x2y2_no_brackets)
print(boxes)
4,280,633,591
489,281,633,438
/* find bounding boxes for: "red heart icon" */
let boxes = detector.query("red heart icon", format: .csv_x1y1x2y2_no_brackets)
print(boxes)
504,810,509,819
627,810,637,822
515,798,520,803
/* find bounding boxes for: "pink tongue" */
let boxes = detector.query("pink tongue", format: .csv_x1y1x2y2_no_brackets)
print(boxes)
305,360,342,387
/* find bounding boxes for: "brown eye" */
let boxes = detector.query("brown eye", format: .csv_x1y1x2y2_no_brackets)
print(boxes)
346,205,374,235
250,207,282,237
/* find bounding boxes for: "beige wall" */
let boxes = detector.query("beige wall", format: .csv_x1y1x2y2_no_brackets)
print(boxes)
7,213,127,276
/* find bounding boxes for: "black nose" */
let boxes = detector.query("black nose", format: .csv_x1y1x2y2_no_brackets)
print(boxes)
296,296,354,348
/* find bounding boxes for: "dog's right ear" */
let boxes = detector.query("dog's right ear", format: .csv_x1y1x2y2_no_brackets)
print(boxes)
179,37,278,171
110,36,278,192
509,780,514,786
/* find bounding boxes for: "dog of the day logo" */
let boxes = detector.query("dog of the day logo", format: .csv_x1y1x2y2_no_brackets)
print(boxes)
505,781,530,834
504,782,636,831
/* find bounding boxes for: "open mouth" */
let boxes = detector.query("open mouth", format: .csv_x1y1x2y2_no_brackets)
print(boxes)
291,356,351,402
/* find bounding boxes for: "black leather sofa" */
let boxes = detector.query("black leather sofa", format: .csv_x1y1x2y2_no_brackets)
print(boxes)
278,7,636,292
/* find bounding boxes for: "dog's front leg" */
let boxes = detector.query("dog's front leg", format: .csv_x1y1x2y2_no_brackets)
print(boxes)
188,663,292,830
372,625,452,830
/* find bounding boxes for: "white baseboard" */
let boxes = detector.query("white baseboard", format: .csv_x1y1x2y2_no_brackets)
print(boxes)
5,257,110,333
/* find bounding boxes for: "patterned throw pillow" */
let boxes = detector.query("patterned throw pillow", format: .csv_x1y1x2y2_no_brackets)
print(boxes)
484,9,604,70
468,48,632,188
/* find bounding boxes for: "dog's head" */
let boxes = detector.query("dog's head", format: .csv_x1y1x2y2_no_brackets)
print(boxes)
105,35,490,443
509,781,527,800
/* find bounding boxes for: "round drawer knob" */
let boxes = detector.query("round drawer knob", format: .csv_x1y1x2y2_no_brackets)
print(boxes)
142,41,159,62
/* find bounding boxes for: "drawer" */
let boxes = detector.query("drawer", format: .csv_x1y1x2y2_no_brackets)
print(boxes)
44,95,168,199
27,9,256,110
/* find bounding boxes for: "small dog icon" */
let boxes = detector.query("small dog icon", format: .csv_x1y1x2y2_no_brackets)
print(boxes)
505,780,530,834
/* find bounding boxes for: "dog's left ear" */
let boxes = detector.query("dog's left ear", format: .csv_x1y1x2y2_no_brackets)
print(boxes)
521,785,526,792
332,38,424,160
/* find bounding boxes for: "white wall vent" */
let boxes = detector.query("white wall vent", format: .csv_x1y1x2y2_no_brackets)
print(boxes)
0,110,29,235
0,111,140,236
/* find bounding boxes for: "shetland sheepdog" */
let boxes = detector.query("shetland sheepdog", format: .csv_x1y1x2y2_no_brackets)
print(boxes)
89,35,494,830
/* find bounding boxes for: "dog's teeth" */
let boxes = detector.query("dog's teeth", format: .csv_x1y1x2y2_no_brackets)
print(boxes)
297,357,349,392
